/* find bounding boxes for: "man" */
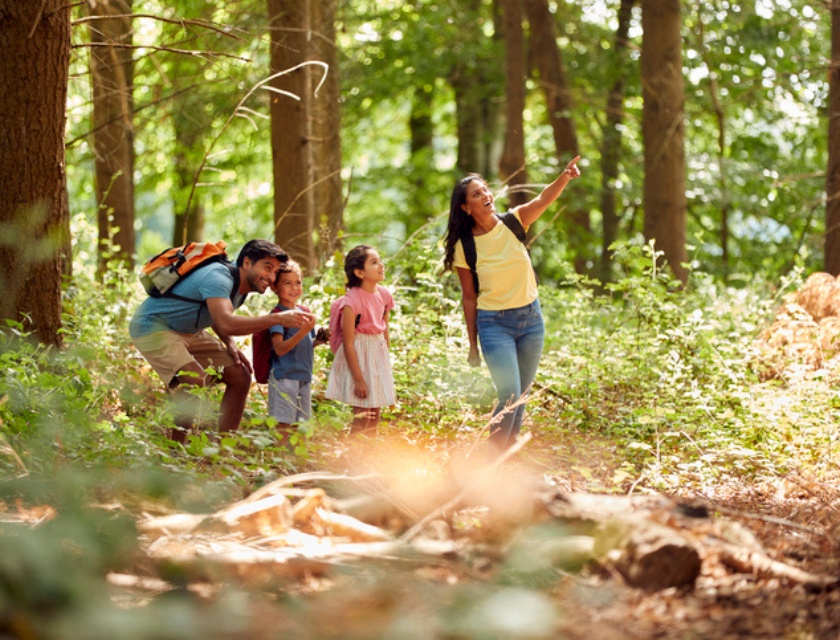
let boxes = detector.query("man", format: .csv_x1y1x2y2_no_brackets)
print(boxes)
130,239,314,441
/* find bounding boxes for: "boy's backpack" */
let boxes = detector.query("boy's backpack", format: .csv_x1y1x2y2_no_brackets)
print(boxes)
251,307,282,384
460,213,531,293
328,290,362,354
139,240,240,327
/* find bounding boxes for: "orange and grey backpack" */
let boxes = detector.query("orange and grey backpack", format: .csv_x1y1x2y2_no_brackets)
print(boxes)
139,240,240,327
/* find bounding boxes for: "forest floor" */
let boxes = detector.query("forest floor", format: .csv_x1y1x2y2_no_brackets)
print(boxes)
210,412,840,640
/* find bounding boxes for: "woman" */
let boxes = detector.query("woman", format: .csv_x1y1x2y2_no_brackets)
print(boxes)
443,157,581,455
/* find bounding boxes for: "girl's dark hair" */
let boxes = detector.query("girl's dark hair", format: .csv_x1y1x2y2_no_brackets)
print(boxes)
443,174,483,272
344,245,373,289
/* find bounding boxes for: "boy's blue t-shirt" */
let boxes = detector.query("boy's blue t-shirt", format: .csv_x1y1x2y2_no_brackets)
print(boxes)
129,263,246,338
269,304,315,383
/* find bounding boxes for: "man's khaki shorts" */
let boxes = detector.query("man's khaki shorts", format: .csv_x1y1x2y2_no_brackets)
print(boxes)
131,330,236,388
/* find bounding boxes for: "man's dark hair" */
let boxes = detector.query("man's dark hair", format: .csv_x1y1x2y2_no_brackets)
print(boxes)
236,239,289,267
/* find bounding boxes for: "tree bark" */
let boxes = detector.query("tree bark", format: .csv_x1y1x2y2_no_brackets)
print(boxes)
696,4,729,279
407,84,435,232
0,1,70,346
826,0,840,275
523,0,590,274
268,0,313,269
498,0,529,209
88,0,135,275
449,0,503,180
641,0,687,284
599,0,635,285
310,0,343,262
172,144,205,246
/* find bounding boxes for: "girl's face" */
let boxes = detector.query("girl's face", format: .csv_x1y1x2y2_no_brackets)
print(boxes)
461,179,495,217
355,250,386,285
272,267,303,306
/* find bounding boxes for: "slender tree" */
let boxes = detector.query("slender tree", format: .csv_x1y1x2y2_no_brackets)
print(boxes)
449,0,505,180
498,0,529,209
523,0,589,273
310,0,343,260
0,1,71,346
641,0,687,283
88,0,135,273
827,0,840,275
599,0,635,285
695,2,731,278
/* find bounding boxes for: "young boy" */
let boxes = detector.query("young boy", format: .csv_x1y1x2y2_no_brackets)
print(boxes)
267,261,328,437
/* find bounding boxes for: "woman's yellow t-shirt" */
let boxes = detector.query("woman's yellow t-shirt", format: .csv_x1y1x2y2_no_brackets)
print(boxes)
452,211,538,311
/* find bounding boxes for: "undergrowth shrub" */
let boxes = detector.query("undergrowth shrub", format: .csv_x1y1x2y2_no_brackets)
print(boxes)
2,224,837,635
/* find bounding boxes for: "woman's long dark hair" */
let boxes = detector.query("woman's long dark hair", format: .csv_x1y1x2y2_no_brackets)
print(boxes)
443,174,484,272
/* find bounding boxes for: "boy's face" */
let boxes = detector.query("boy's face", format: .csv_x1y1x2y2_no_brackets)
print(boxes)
272,267,303,305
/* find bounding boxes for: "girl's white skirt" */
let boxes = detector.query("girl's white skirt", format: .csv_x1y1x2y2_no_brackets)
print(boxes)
326,332,395,408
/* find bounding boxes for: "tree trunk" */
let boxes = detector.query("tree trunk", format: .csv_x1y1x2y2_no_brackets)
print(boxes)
407,84,435,232
523,0,590,274
268,0,313,269
452,71,484,175
89,0,135,275
310,0,343,262
696,8,729,279
599,0,635,285
498,0,529,210
641,0,687,284
172,146,205,246
0,1,70,346
826,0,840,276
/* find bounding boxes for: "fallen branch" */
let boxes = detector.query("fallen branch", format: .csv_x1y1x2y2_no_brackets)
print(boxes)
400,433,533,543
716,543,837,589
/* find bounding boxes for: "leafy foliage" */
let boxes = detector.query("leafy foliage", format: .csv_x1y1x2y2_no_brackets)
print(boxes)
2,216,838,633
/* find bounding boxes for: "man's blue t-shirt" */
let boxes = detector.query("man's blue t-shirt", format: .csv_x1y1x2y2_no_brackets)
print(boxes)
129,263,246,338
269,304,314,383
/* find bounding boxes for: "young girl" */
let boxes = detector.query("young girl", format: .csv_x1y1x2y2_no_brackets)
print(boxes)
268,260,327,436
325,245,395,434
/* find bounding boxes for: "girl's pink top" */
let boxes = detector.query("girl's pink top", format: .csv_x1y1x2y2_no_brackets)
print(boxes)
341,285,394,335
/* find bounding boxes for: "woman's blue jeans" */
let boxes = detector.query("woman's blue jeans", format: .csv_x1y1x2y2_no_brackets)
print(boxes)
476,299,545,452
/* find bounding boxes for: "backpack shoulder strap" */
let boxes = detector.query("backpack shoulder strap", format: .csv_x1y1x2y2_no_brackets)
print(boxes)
226,261,241,304
460,230,480,293
499,212,527,245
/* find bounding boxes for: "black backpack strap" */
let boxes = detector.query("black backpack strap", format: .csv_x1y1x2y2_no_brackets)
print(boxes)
500,212,539,284
463,213,534,294
499,212,527,244
460,229,480,293
226,261,241,304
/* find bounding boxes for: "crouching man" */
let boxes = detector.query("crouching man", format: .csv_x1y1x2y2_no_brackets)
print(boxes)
129,239,314,442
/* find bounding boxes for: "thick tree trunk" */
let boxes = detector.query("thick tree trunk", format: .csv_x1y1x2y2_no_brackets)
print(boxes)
523,0,590,274
268,0,313,268
599,0,635,285
0,1,70,346
89,0,135,275
310,0,343,262
826,0,840,275
641,0,687,284
498,0,529,210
